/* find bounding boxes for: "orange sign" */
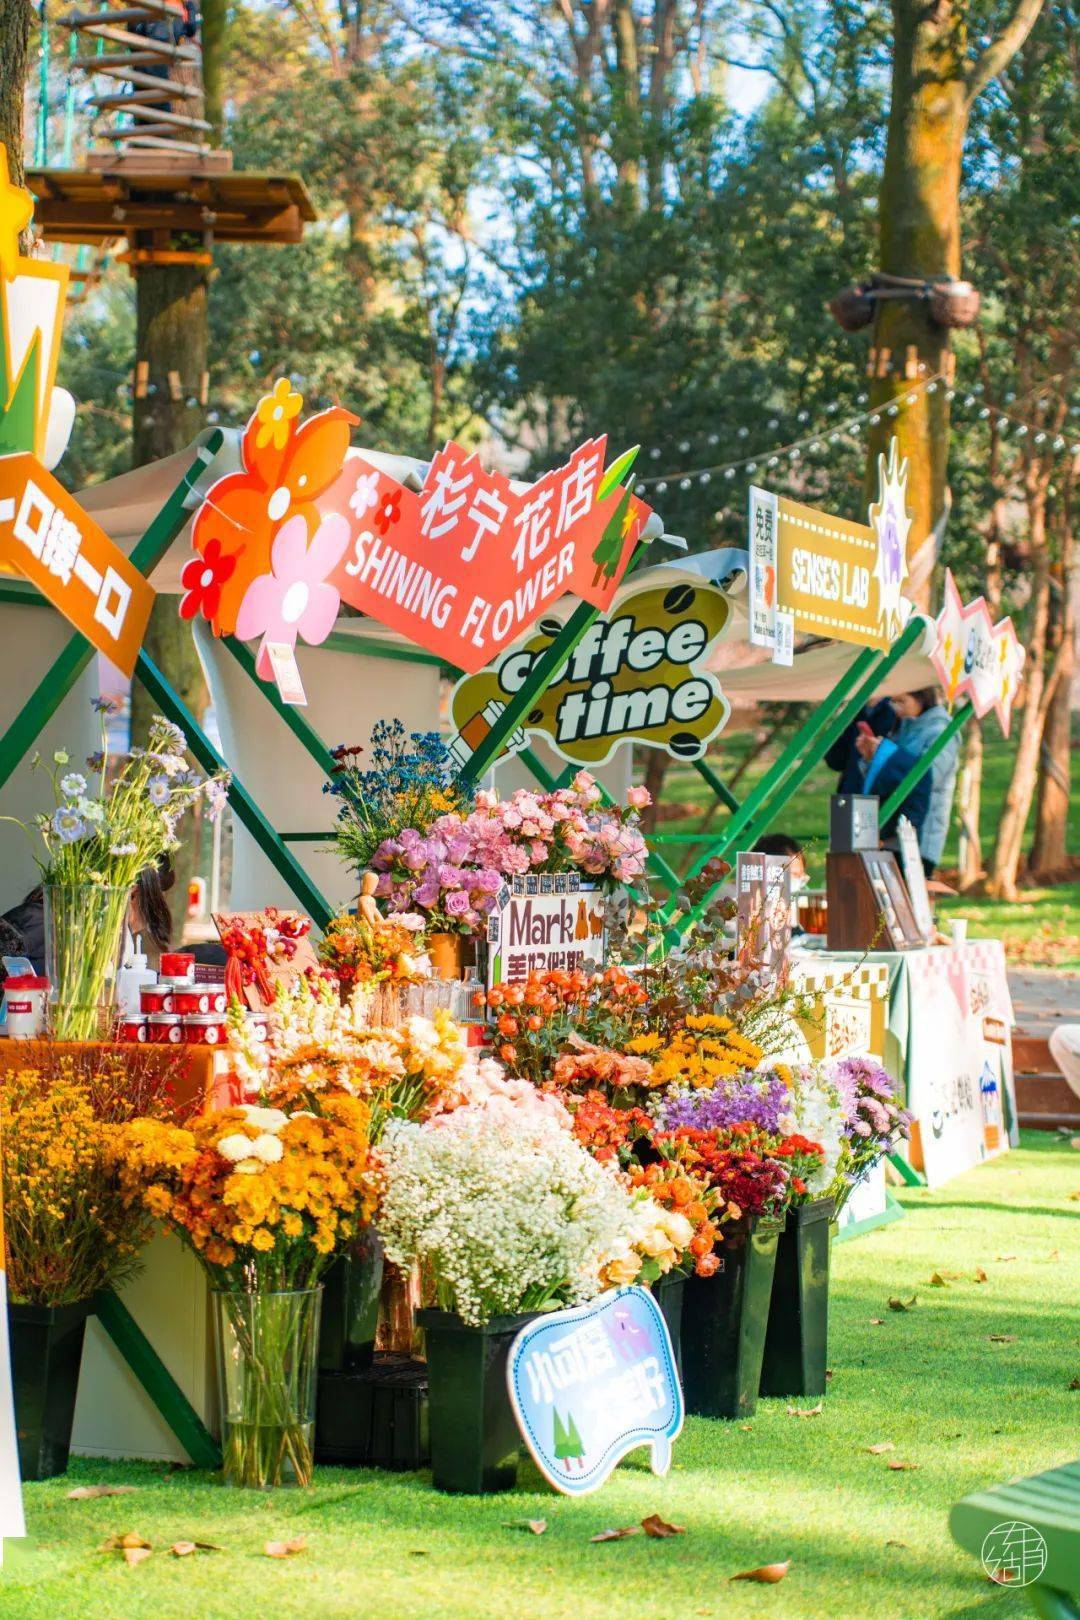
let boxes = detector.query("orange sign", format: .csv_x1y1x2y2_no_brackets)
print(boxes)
0,454,155,675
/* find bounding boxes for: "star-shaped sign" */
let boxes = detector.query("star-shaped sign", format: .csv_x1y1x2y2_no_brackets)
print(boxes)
868,438,912,642
0,146,34,281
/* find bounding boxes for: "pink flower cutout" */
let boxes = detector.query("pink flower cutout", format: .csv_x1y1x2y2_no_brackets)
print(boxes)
235,512,350,678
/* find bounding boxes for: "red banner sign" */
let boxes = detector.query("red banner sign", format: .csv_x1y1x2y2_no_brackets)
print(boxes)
186,385,651,680
320,438,649,672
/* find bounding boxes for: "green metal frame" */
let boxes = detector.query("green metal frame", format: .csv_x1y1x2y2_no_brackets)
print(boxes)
832,1186,905,1244
94,1290,221,1469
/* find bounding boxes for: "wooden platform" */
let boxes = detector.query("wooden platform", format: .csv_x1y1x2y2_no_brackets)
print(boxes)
1010,968,1080,1130
26,162,317,246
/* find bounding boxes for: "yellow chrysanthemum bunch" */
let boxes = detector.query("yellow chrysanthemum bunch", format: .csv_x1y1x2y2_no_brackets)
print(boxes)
628,1012,763,1091
0,1054,173,1306
110,1094,378,1289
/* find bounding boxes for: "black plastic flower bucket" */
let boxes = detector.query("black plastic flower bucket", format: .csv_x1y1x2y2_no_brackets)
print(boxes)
8,1300,93,1480
760,1198,834,1399
417,1308,536,1494
680,1217,781,1420
319,1228,384,1374
651,1273,686,1383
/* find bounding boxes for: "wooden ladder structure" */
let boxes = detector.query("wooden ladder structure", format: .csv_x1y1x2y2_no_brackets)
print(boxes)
61,0,212,158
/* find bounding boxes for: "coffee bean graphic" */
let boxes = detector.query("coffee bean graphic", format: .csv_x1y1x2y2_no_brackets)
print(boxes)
663,584,695,615
528,709,544,725
669,731,703,758
539,618,563,637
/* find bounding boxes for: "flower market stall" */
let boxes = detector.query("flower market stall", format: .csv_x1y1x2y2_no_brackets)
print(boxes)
0,148,932,1507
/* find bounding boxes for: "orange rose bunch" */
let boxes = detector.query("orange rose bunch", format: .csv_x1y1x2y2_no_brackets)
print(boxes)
484,965,648,1083
627,1159,722,1278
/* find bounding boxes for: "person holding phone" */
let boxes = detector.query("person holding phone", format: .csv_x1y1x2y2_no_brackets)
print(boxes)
825,689,959,875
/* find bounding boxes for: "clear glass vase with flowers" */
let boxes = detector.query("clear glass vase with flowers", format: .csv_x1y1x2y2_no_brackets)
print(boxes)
2,701,229,1039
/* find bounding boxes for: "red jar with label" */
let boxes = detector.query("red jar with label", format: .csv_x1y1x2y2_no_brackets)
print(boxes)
160,952,195,981
244,1011,269,1043
147,1012,183,1044
183,1012,228,1046
171,986,227,1017
141,985,174,1015
116,1015,148,1043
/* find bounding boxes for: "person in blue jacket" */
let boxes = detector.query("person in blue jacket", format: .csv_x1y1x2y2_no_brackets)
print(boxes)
825,688,959,875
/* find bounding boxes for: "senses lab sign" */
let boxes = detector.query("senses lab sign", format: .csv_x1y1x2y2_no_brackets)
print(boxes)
749,440,913,661
451,577,730,767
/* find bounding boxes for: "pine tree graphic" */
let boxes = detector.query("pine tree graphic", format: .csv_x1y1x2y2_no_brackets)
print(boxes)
553,1407,585,1471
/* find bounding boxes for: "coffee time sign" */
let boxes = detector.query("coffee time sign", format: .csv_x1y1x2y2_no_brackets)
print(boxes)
451,576,730,766
749,440,912,660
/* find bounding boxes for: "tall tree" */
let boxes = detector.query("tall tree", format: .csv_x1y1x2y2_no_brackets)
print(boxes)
864,0,1046,606
1,0,31,198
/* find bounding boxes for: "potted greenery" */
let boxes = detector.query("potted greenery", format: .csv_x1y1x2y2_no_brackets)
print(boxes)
1,1047,176,1478
378,1097,651,1493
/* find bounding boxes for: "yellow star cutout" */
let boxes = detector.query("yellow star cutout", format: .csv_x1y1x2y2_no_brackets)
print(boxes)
0,145,34,281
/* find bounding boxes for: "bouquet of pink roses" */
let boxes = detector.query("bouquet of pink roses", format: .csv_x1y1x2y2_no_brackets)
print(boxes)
371,773,649,935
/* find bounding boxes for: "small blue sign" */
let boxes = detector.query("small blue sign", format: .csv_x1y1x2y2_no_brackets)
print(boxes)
506,1286,684,1496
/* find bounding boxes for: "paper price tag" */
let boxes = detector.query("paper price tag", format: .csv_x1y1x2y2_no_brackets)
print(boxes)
772,608,795,666
264,641,307,706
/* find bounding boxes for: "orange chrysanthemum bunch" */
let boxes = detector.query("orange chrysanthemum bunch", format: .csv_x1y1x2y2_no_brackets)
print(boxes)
110,1094,378,1290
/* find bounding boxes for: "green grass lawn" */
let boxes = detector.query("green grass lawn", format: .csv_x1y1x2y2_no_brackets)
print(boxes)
5,1133,1078,1620
652,723,1080,965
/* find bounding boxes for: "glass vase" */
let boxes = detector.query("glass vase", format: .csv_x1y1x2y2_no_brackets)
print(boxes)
213,1287,322,1489
43,882,129,1042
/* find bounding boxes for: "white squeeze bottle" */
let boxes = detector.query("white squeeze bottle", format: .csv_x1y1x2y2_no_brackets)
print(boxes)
117,934,157,1015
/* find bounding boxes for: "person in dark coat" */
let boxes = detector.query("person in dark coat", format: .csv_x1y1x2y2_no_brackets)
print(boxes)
825,692,934,861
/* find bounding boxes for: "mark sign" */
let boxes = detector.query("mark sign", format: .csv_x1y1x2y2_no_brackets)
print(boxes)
507,1287,684,1496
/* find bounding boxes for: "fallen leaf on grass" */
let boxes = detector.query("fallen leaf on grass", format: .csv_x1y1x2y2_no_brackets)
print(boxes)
590,1526,641,1543
989,1334,1017,1344
973,1268,988,1283
505,1520,547,1535
1068,1378,1080,1391
928,1272,949,1288
739,1424,753,1432
996,1251,1020,1258
865,1442,895,1455
1068,1192,1080,1203
68,1484,136,1500
265,1536,307,1558
641,1515,685,1538
729,1561,791,1583
100,1531,152,1567
786,1402,823,1419
887,1295,917,1312
869,1318,885,1326
1047,1249,1060,1261
886,1539,908,1548
169,1541,221,1557
101,1532,151,1552
887,1461,919,1471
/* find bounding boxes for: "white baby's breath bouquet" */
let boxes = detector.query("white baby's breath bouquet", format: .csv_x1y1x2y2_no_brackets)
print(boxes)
377,1102,644,1325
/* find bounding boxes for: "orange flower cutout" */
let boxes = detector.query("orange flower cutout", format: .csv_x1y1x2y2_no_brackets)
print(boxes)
192,389,358,634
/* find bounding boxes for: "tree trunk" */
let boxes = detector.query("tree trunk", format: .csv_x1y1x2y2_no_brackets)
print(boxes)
640,749,669,835
986,486,1051,899
865,0,966,609
201,0,227,145
130,258,210,937
1030,579,1073,876
956,716,983,889
1,0,31,213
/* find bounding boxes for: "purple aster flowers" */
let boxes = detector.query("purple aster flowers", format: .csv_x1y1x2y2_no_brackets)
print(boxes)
658,1071,792,1135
